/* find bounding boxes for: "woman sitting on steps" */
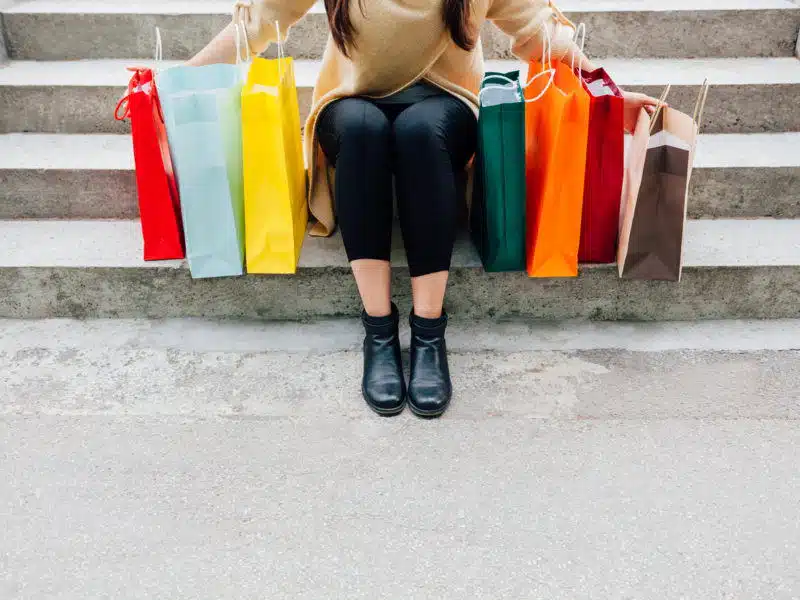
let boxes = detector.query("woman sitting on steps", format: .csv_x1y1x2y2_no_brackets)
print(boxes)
189,0,660,418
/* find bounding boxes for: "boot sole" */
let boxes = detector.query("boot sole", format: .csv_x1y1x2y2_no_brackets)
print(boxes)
367,402,406,417
407,399,450,419
362,388,406,417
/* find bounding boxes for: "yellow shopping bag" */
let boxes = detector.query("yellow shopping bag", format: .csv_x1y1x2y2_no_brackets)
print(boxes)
241,39,307,274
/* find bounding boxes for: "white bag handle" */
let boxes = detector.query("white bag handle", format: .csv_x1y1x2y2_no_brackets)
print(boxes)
234,23,253,65
233,0,254,64
275,21,286,80
522,68,556,104
232,0,256,66
478,73,517,104
478,74,517,103
275,21,286,61
155,26,163,67
539,20,552,72
518,25,557,103
482,74,516,86
571,22,586,81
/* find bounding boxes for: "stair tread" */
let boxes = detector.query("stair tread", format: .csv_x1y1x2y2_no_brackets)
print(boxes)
1,219,799,269
3,132,798,171
5,0,328,14
3,57,799,88
0,134,134,170
6,0,797,13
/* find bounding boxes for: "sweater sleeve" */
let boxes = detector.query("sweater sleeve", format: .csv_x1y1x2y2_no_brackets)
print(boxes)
486,0,577,62
238,0,318,55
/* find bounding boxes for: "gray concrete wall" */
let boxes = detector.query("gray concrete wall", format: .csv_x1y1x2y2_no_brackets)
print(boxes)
2,264,799,321
3,81,797,135
4,9,800,60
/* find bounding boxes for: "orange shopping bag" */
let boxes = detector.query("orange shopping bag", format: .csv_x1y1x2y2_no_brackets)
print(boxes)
524,29,590,278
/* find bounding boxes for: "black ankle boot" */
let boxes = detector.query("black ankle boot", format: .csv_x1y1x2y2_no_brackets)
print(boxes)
361,303,406,416
407,311,452,418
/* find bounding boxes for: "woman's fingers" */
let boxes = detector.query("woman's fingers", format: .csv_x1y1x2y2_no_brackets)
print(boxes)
624,91,666,107
637,93,665,107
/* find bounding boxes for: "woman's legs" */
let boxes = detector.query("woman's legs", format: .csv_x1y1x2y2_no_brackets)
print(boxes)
317,98,406,415
316,98,395,317
391,95,477,318
391,95,477,417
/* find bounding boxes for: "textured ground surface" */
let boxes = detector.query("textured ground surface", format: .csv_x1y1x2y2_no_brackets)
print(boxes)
2,318,800,599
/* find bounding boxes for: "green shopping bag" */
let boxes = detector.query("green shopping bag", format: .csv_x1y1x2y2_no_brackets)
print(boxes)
470,71,526,272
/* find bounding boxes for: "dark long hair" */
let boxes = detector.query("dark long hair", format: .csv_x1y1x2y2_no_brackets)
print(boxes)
324,0,475,58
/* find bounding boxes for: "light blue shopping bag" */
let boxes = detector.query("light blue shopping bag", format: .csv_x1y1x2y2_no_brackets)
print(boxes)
157,64,246,279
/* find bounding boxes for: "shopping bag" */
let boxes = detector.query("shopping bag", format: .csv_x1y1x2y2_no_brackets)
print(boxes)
157,62,246,279
524,55,590,278
470,71,527,272
242,38,307,274
618,81,709,281
578,68,624,263
115,67,185,261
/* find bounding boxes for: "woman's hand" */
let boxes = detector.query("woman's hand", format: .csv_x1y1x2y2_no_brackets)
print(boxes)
560,39,664,133
622,91,664,133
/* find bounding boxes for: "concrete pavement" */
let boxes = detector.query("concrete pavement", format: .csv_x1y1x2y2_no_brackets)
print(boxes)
4,417,800,599
2,318,800,598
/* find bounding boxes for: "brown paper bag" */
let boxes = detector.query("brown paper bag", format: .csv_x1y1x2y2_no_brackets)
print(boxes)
617,81,709,281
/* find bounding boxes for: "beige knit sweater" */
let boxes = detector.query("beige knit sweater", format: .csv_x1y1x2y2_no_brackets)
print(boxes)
232,0,577,236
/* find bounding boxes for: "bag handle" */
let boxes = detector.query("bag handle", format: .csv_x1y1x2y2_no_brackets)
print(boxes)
478,85,517,104
233,1,255,64
521,23,562,101
478,74,517,104
648,84,672,134
114,72,138,121
647,81,708,133
478,72,556,105
539,19,552,71
548,0,576,31
275,21,287,80
275,21,285,62
155,26,163,66
570,22,586,79
546,0,578,70
693,79,709,129
150,29,169,124
115,27,164,120
482,74,516,85
522,68,556,104
234,23,253,65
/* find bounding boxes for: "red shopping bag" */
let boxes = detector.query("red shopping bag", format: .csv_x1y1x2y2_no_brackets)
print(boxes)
115,67,185,260
578,68,624,263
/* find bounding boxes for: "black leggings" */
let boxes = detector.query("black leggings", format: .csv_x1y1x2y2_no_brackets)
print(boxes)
316,95,477,277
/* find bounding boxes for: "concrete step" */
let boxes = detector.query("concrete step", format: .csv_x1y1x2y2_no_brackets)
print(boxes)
0,134,137,219
1,218,799,320
2,57,798,135
3,318,800,419
3,0,799,60
2,132,797,220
